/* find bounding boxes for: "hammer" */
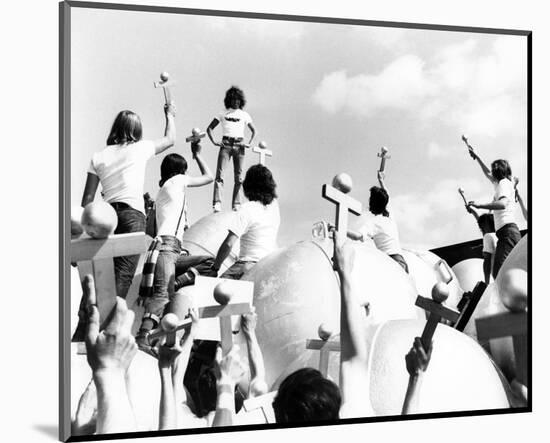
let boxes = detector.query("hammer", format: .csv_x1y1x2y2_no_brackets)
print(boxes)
458,187,468,206
377,146,391,172
461,135,476,160
154,71,175,105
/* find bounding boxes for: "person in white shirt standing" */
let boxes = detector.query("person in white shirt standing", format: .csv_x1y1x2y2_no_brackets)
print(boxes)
347,171,409,273
137,142,213,344
466,147,521,279
208,164,280,280
81,103,177,299
464,206,497,284
207,86,257,212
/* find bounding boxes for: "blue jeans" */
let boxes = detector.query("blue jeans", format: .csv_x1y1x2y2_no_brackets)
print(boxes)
144,235,182,319
213,137,245,209
493,223,521,279
220,260,256,280
111,202,146,299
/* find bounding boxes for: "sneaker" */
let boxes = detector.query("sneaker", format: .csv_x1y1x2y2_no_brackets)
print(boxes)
213,202,222,213
175,267,199,291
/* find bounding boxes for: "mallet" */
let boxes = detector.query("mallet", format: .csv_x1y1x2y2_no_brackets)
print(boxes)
154,71,175,104
377,146,391,172
458,187,468,206
185,127,206,144
461,134,476,160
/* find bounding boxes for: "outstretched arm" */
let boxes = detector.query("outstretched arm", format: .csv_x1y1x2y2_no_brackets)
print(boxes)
469,198,507,211
212,345,245,427
402,337,432,415
153,103,177,155
241,308,268,397
332,229,373,418
187,143,214,188
84,275,138,434
465,204,480,222
210,232,239,276
81,173,100,207
467,144,495,184
377,170,387,191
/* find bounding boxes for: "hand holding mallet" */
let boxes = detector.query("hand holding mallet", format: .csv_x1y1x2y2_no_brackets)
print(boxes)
378,146,391,172
461,135,477,160
154,71,175,105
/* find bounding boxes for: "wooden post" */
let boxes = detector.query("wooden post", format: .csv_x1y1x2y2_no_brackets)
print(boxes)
321,184,362,234
377,146,391,172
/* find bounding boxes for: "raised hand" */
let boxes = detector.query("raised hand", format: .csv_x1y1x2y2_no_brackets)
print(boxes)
331,228,356,275
84,275,138,373
405,337,432,377
164,103,176,117
241,307,258,337
214,345,245,386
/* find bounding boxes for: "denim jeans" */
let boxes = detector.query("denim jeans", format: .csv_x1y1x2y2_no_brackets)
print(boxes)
143,235,182,319
213,137,245,209
493,223,521,279
220,260,256,280
112,203,146,299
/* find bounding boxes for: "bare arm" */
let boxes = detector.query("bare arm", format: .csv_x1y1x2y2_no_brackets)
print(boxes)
482,252,492,285
241,309,268,397
157,343,183,430
332,230,373,418
186,143,214,188
377,170,387,191
211,232,239,276
153,103,177,155
516,191,528,221
212,346,245,427
468,147,496,184
465,204,480,222
81,173,100,207
402,337,432,415
347,230,364,242
469,197,507,211
247,122,256,146
207,118,221,147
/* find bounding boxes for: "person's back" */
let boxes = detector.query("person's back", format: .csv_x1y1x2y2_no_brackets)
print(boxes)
155,174,190,239
363,213,401,256
492,177,516,231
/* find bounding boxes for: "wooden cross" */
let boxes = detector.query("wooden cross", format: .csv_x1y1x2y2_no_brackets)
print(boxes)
153,72,175,104
415,285,460,351
185,127,206,144
306,338,341,377
242,391,277,424
252,141,272,165
321,184,362,234
71,232,152,335
377,146,391,172
148,302,252,355
475,311,528,386
454,281,487,332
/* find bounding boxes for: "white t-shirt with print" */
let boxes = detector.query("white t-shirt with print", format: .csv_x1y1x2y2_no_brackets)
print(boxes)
228,200,280,262
88,140,155,214
358,214,402,256
492,178,516,231
155,174,190,240
482,232,497,254
215,109,252,139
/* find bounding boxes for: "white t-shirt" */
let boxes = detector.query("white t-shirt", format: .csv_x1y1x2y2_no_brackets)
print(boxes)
155,174,190,240
216,109,252,139
492,178,516,231
88,140,155,214
482,232,497,254
228,200,280,262
359,214,402,256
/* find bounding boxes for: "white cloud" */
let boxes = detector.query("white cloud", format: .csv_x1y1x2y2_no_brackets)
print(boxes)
313,36,527,138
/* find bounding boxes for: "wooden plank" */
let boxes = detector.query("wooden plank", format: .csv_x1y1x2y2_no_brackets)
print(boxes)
454,281,487,332
199,302,251,319
512,334,528,386
319,349,330,377
92,257,118,329
475,312,527,341
219,316,233,355
243,391,277,423
306,339,341,352
71,232,152,262
415,296,460,323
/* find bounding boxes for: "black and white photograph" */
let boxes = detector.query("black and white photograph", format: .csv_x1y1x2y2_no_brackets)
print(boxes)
58,1,532,441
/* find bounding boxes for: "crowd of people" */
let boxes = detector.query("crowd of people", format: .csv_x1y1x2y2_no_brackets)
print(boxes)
73,84,527,435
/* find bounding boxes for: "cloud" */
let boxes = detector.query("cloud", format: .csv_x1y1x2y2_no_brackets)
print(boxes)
312,36,527,138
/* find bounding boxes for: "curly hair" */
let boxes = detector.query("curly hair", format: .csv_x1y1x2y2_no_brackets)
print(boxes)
273,368,341,423
243,164,277,205
369,186,389,217
106,110,143,145
224,86,246,109
491,159,512,181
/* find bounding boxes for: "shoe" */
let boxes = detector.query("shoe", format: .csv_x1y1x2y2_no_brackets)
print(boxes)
136,330,157,357
213,202,222,213
175,267,199,291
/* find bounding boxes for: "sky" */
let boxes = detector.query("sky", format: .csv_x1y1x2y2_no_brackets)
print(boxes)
70,7,528,250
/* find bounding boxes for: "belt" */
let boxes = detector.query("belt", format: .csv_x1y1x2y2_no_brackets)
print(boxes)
110,202,131,210
222,136,244,143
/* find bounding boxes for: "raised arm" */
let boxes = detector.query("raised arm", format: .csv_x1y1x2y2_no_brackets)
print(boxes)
377,170,387,192
153,103,177,155
212,345,245,427
187,142,214,188
157,342,182,430
514,178,528,221
241,308,268,397
210,232,239,277
468,198,507,211
401,337,432,415
247,121,256,146
206,118,222,147
467,144,495,184
332,229,373,418
84,275,138,434
465,204,480,222
81,173,100,207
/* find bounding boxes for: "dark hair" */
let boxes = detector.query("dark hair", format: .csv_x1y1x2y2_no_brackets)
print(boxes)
106,110,143,145
491,159,512,181
159,153,188,187
194,367,244,418
369,186,389,217
478,213,495,234
224,86,246,109
243,165,277,205
273,368,341,423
